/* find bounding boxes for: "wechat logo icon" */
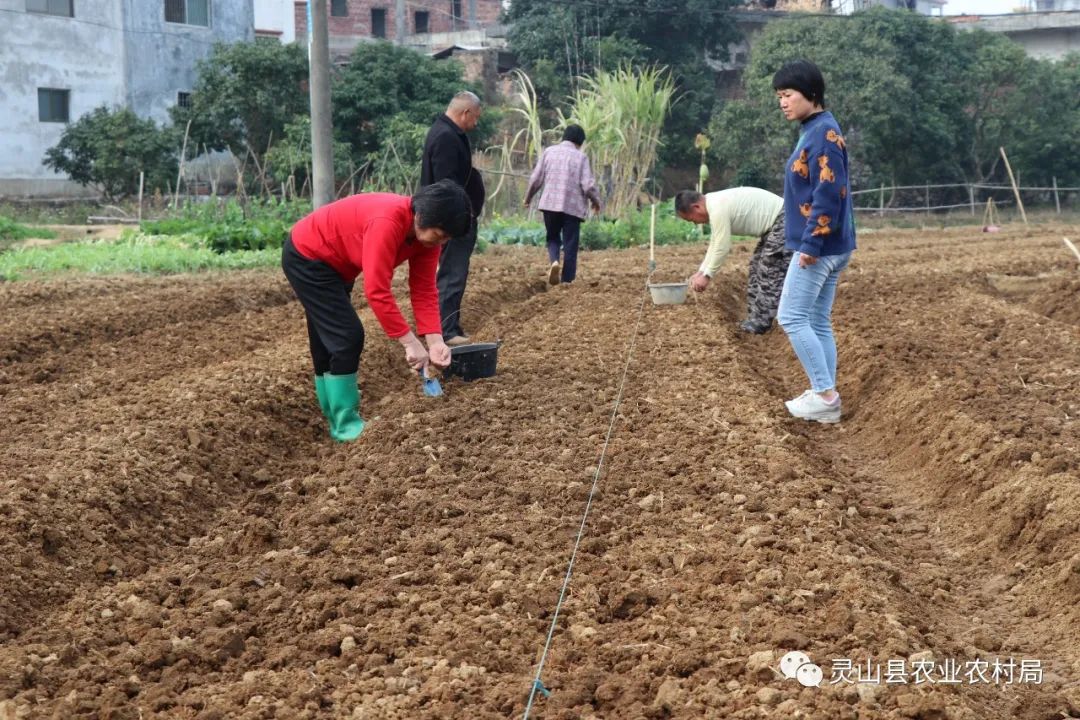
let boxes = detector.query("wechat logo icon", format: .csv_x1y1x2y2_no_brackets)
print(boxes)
779,651,823,688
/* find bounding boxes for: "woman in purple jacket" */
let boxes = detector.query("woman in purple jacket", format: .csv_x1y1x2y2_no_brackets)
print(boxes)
525,125,603,285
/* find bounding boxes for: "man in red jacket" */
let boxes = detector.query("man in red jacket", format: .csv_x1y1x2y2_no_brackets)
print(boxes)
282,180,472,441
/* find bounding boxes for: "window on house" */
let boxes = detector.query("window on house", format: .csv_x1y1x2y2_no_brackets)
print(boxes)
451,0,462,27
26,0,74,17
331,0,347,16
371,8,386,38
177,91,193,109
415,10,428,33
165,0,209,27
38,88,70,123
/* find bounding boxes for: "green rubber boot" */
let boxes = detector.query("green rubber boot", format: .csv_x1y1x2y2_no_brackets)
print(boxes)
314,374,331,418
322,372,366,442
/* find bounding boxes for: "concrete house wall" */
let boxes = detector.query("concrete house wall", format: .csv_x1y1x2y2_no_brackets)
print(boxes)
0,0,126,196
122,0,255,124
254,0,296,42
0,0,253,197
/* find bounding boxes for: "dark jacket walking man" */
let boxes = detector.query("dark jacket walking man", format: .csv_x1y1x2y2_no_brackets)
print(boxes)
420,91,485,346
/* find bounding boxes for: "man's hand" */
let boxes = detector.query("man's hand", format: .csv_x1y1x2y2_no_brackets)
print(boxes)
690,271,711,292
590,199,602,214
798,253,819,268
399,332,429,371
425,334,451,369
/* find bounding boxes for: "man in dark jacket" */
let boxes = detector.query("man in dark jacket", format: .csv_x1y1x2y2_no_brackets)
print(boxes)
420,91,485,346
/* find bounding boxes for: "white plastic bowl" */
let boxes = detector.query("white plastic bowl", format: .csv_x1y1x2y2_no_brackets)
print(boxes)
647,282,689,305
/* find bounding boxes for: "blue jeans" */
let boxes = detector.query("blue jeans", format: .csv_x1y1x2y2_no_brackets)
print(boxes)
777,251,852,393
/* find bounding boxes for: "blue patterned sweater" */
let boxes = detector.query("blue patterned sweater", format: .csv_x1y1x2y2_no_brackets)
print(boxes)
782,111,857,257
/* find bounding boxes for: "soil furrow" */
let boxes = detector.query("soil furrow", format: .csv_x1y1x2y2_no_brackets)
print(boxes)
0,231,1075,719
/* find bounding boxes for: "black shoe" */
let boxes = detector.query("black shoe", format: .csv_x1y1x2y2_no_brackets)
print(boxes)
739,320,771,335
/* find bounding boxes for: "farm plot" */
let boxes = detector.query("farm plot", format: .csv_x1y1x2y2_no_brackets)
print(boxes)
0,225,1077,719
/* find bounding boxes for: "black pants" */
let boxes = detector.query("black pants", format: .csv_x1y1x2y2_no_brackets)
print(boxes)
436,218,477,339
542,211,582,283
281,236,365,376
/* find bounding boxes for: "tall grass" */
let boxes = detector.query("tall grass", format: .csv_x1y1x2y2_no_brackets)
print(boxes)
0,216,58,245
482,70,548,217
0,201,103,226
0,234,278,281
507,69,546,169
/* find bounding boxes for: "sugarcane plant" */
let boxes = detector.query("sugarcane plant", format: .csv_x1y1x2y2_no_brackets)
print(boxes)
558,65,675,217
508,68,545,169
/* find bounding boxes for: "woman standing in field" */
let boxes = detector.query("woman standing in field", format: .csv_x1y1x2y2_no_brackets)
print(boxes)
773,60,856,424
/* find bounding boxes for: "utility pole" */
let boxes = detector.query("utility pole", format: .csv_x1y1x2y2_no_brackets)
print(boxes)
308,0,335,208
396,0,406,44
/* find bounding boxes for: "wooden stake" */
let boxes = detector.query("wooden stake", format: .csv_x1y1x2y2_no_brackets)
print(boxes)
137,170,144,223
174,119,192,209
999,147,1027,226
878,183,884,217
1052,176,1061,215
983,197,999,228
968,184,975,216
649,203,656,266
1064,238,1080,265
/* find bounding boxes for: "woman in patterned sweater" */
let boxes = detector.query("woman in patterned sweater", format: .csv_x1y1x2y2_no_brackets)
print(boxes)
773,60,857,424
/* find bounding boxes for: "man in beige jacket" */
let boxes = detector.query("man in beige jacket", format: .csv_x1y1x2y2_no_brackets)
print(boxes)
675,187,793,334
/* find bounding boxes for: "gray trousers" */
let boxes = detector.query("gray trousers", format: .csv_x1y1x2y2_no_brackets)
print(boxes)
746,214,794,326
436,218,477,339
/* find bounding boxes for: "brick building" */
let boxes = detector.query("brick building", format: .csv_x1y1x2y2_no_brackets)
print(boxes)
295,0,503,58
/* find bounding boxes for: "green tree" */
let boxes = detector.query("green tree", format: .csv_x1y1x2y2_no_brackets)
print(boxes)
711,8,968,191
43,106,177,200
709,9,1079,192
955,30,1035,183
505,0,741,166
361,114,432,194
264,116,354,195
171,41,309,165
333,41,494,162
953,31,1080,187
1008,53,1080,186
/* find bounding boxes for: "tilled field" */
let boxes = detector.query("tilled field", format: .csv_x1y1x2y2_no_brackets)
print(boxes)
0,225,1077,719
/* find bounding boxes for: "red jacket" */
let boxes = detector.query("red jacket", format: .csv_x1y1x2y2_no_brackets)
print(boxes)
290,193,441,339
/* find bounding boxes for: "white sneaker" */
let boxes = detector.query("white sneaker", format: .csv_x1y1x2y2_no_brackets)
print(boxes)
548,261,561,286
783,390,810,418
785,391,841,424
789,389,813,403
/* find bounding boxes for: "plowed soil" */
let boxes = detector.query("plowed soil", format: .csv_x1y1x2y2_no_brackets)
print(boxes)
0,225,1077,719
